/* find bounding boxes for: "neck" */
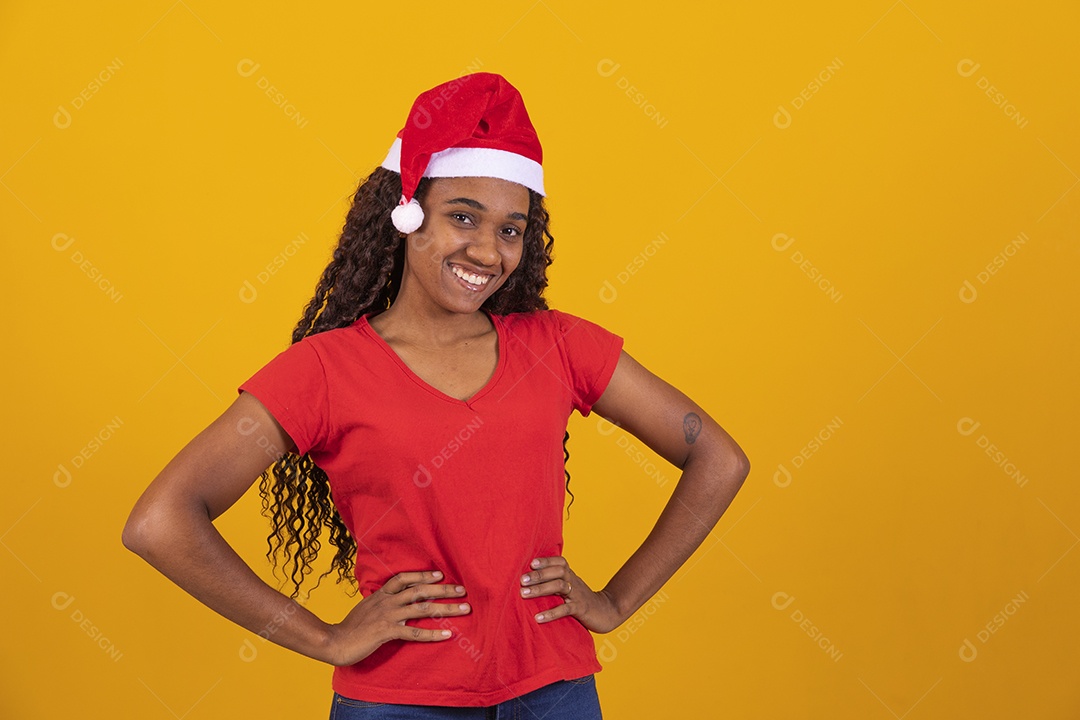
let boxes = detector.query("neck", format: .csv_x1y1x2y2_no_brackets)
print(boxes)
370,300,492,349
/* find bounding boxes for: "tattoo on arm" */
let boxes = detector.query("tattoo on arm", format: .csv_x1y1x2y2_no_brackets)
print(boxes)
683,412,702,444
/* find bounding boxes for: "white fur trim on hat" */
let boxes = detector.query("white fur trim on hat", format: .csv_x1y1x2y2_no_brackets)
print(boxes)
381,137,545,196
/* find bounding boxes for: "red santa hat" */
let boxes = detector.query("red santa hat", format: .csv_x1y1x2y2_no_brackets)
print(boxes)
380,72,545,234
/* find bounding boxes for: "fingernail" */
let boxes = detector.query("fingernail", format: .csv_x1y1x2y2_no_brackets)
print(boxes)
433,571,443,579
459,603,470,611
535,613,545,621
441,630,451,637
521,575,531,584
522,588,531,596
531,559,541,568
455,585,465,593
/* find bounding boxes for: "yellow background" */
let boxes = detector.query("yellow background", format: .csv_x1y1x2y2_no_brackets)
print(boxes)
3,2,1078,717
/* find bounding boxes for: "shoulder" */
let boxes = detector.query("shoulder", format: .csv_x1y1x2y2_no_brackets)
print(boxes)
259,322,364,371
496,308,623,354
297,321,365,352
496,307,598,334
496,308,571,345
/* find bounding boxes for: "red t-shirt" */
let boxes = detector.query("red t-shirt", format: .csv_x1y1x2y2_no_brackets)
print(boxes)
237,307,624,706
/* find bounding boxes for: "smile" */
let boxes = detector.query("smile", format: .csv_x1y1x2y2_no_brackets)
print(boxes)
449,263,493,289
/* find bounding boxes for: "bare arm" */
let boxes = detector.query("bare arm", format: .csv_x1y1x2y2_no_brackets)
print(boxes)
522,349,750,630
122,391,470,665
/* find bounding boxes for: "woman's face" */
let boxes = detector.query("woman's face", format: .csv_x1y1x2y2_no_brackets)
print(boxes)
400,175,531,315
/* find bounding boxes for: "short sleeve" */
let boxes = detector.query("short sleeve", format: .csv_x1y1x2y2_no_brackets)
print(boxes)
550,309,624,417
236,339,330,457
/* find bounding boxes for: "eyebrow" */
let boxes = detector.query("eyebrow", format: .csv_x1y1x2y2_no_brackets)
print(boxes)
445,197,528,223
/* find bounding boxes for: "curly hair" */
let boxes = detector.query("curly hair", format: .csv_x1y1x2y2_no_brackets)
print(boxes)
257,166,576,599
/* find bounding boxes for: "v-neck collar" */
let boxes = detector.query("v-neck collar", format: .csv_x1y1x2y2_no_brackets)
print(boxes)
358,309,505,408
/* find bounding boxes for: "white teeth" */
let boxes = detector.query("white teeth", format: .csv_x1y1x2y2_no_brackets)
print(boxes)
451,265,490,286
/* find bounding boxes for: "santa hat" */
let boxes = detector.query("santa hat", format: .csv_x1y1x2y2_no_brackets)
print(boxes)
380,72,545,234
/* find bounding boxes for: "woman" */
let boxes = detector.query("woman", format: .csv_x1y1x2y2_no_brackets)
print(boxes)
123,72,751,718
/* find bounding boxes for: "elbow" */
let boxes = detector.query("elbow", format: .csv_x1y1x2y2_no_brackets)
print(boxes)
123,492,210,560
122,507,152,558
724,454,750,491
718,449,750,509
683,435,750,495
705,435,750,484
733,449,750,481
122,499,179,560
721,459,749,517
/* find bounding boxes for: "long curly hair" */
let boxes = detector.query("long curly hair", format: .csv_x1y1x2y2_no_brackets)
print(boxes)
257,166,576,599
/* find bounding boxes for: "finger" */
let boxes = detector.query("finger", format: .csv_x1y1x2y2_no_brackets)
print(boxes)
533,601,573,624
528,556,568,572
394,599,472,623
520,578,573,599
395,625,456,642
404,582,467,605
521,565,571,587
382,570,445,595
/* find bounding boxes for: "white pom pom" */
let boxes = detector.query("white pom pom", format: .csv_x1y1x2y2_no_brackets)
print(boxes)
391,197,424,234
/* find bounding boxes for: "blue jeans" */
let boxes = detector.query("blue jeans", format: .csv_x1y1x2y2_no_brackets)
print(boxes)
329,674,602,719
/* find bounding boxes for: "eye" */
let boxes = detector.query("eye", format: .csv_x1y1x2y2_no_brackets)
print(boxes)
501,225,524,238
450,212,474,225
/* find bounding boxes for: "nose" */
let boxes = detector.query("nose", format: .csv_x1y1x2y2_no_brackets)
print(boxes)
464,227,500,268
